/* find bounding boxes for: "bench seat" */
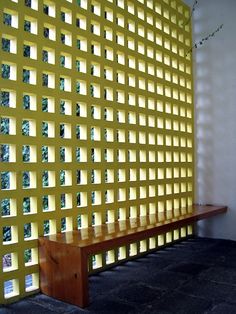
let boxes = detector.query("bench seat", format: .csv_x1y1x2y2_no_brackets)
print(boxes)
39,204,227,307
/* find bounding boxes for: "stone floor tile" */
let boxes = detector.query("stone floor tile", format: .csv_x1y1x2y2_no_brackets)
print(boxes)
166,262,209,276
115,282,163,305
199,266,236,285
136,291,212,314
1,300,56,314
178,278,236,302
0,306,13,314
87,297,136,314
153,247,197,261
27,294,85,313
208,302,236,314
140,270,191,290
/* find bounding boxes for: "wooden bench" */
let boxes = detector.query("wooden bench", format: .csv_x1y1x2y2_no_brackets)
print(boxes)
39,204,227,308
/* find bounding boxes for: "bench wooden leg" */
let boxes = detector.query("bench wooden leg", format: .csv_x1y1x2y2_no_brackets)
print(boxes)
39,239,89,308
77,249,89,307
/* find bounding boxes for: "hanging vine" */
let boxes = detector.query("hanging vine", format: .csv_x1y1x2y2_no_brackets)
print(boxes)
184,1,224,56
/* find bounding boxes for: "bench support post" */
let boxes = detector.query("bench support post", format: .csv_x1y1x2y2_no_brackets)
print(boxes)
39,238,89,308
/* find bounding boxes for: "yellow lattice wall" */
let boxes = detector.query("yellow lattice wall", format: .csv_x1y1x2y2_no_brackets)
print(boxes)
0,0,194,304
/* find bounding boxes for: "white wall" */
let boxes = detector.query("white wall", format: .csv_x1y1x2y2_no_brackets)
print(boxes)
183,0,236,240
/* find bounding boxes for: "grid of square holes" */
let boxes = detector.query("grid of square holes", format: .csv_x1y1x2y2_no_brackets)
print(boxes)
0,0,194,303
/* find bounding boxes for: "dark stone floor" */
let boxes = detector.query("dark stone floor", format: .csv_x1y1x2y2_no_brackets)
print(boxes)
2,237,236,314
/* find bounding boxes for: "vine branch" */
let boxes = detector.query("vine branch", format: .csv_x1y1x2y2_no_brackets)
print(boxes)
182,0,198,27
186,24,224,56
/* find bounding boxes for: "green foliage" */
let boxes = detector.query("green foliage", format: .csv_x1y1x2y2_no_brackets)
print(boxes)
42,97,48,112
2,64,10,79
44,220,49,235
22,145,30,162
76,39,81,49
77,170,81,184
76,81,80,93
76,103,81,116
60,147,65,162
42,146,48,162
23,45,30,57
61,34,65,44
61,12,66,22
0,95,67,244
61,194,66,208
60,100,65,114
42,73,48,86
3,13,11,26
60,124,65,138
42,50,48,62
2,38,10,52
43,27,49,38
1,172,10,189
60,55,65,67
24,223,31,238
25,0,31,7
3,226,11,242
77,192,81,206
23,197,30,214
24,249,32,263
76,60,80,71
23,69,30,83
22,120,30,135
42,171,49,187
1,199,10,216
22,171,30,188
42,122,48,137
60,78,65,91
76,147,81,161
43,5,49,15
0,91,10,107
61,218,66,231
77,215,81,228
23,94,30,109
24,20,31,32
42,195,49,211
0,117,10,134
76,125,80,139
0,144,10,162
60,170,65,185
